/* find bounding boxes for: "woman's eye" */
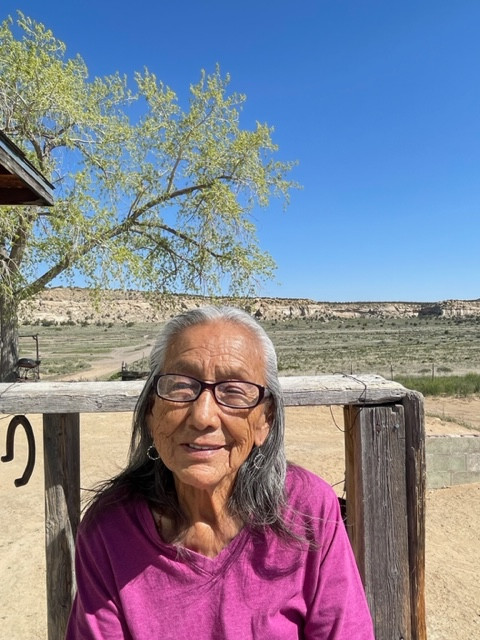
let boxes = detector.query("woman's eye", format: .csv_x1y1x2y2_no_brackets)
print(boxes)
222,384,247,396
171,382,190,391
170,382,194,394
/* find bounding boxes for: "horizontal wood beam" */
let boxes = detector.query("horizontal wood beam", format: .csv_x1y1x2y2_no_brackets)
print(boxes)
280,374,407,406
0,375,408,415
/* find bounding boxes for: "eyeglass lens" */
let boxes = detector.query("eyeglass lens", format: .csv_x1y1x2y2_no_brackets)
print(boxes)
155,374,262,408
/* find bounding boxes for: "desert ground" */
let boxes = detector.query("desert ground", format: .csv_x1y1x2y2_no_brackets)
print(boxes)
1,397,479,638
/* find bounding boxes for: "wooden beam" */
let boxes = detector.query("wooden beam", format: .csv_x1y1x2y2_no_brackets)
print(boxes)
43,413,80,640
0,380,145,414
0,187,48,205
0,131,54,206
0,173,26,186
403,392,427,640
344,403,423,640
0,375,408,414
281,374,407,406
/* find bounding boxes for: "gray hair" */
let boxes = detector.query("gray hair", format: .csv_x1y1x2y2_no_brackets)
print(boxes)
125,305,288,534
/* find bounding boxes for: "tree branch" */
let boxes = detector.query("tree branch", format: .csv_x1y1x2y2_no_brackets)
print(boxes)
129,221,223,258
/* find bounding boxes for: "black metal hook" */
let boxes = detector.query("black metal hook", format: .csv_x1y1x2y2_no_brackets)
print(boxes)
1,415,36,486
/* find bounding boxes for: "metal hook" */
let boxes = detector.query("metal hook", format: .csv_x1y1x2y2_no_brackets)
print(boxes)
1,415,36,486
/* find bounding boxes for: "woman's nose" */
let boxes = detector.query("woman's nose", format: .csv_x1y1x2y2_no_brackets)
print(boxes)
188,388,221,429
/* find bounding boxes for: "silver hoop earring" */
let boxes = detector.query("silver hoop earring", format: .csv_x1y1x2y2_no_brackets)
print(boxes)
252,449,265,470
147,445,160,461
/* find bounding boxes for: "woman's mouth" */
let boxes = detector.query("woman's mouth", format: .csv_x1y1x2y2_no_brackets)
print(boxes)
185,443,225,451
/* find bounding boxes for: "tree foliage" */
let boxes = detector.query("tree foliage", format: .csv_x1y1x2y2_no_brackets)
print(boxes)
0,12,296,379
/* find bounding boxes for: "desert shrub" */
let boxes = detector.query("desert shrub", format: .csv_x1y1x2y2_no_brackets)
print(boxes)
41,318,57,327
41,358,91,376
396,373,480,396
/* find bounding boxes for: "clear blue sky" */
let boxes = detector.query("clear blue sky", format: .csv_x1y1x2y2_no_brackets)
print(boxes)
4,1,480,302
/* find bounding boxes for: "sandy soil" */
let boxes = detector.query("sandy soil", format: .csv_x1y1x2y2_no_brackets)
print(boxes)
57,343,151,382
1,400,479,639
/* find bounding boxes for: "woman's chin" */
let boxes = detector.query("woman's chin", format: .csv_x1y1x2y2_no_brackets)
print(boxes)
173,464,238,496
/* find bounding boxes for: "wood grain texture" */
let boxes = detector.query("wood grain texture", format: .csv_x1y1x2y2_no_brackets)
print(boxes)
403,392,427,640
345,404,411,639
43,413,80,640
0,375,408,414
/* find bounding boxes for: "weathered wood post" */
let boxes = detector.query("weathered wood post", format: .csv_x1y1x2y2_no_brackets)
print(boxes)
403,391,427,640
43,413,80,640
344,391,426,640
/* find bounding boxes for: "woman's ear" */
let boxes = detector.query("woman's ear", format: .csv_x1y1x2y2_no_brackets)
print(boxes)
254,408,271,447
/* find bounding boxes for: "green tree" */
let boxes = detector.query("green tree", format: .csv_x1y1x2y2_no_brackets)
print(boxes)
0,13,296,381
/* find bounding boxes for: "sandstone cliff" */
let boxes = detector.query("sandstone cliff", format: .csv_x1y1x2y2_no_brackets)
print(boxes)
17,287,480,326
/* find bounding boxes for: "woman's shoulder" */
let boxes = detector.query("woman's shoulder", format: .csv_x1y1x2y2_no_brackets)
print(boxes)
285,462,334,491
79,487,148,538
285,463,340,514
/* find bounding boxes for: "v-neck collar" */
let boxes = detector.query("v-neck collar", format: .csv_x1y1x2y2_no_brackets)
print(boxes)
138,497,251,576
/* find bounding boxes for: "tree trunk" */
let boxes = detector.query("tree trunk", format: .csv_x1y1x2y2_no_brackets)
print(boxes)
0,292,19,382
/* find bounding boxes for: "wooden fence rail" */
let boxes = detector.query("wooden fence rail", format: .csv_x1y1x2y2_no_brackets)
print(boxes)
0,374,426,640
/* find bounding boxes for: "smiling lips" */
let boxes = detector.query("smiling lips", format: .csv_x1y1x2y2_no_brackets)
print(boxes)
184,443,226,451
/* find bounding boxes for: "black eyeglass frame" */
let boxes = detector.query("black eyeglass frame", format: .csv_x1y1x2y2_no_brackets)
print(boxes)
152,373,269,409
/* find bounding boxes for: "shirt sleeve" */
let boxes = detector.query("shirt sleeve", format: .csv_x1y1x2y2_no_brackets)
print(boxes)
65,521,132,640
302,482,375,639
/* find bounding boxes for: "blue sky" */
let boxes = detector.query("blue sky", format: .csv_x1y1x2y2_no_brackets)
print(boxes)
3,1,480,302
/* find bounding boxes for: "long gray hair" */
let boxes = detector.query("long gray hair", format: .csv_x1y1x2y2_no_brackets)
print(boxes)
88,306,289,537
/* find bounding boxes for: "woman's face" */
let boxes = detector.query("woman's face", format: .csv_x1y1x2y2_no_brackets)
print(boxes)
147,320,271,496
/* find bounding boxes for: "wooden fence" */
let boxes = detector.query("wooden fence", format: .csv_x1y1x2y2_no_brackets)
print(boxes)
0,374,426,640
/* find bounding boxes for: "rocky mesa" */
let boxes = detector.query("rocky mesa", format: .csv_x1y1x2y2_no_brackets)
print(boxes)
18,287,480,325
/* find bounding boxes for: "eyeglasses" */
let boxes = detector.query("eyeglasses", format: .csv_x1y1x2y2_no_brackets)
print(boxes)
152,373,269,409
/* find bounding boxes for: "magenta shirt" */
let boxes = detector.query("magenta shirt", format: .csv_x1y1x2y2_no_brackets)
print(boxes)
66,465,374,639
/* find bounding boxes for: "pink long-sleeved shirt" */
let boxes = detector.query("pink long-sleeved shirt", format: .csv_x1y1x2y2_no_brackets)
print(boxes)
66,465,374,639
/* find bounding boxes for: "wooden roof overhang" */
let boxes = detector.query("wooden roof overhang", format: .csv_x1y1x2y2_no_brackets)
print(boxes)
0,131,54,206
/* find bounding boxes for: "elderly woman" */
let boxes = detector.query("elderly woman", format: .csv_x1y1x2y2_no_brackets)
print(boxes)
66,306,374,639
